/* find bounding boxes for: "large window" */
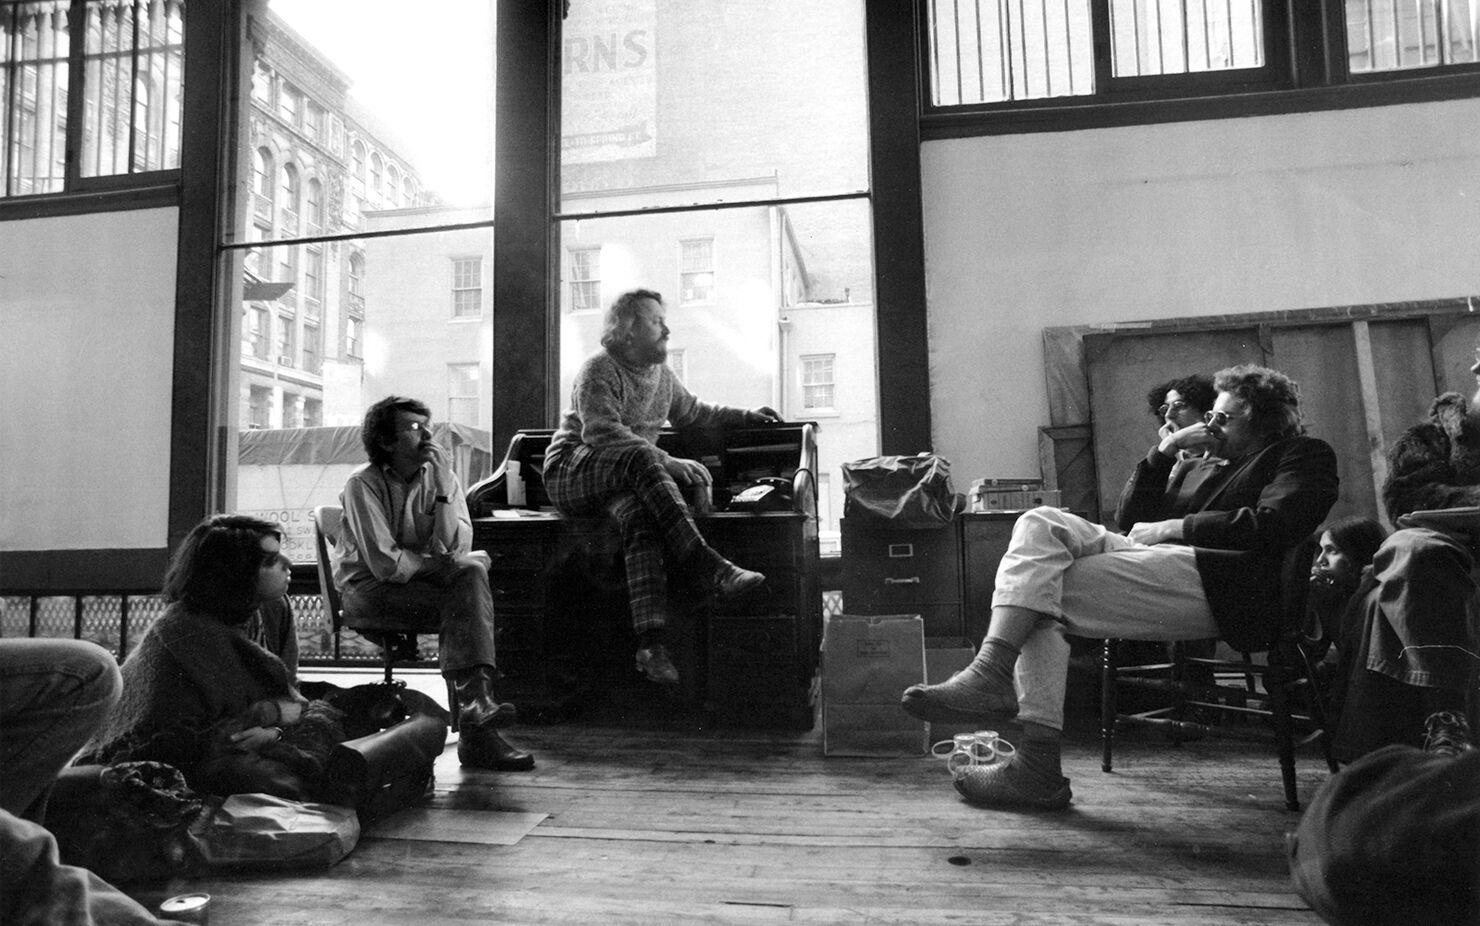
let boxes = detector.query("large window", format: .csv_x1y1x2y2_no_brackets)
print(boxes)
1,0,184,198
224,0,496,565
925,1,1480,120
801,353,836,412
559,1,877,542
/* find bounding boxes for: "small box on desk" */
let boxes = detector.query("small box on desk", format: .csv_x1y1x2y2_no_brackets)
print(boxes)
821,614,927,756
924,637,979,744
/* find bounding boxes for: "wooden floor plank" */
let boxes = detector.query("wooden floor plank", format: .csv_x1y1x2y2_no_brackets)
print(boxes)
123,719,1327,924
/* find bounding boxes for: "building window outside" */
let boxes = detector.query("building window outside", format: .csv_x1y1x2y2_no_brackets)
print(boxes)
251,60,272,107
1347,0,1480,72
451,256,482,318
248,385,272,429
302,323,320,374
277,81,300,127
276,316,295,366
305,177,323,233
304,246,323,313
345,316,362,358
447,363,480,426
801,353,836,411
679,238,715,304
667,348,686,385
283,391,303,428
304,101,322,142
303,397,322,428
252,147,273,223
245,305,269,359
569,247,601,312
277,246,298,308
385,163,400,206
350,140,365,184
369,152,382,198
1,0,185,197
279,162,299,233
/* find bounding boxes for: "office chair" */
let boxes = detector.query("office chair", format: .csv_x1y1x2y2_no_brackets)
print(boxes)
311,505,460,730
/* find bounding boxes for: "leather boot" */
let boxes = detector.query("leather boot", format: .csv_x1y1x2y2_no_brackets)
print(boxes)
453,664,517,730
458,725,535,772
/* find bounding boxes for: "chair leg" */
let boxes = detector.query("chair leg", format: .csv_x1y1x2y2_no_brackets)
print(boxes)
1101,638,1118,772
447,678,460,734
382,646,395,685
1268,661,1301,812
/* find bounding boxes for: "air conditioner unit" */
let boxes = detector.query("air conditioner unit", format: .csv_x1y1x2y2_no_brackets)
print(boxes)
278,354,295,366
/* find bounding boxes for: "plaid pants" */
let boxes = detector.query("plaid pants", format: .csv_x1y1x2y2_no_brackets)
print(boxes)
544,442,719,634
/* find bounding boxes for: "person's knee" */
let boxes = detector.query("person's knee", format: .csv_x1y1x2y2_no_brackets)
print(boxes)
48,640,122,715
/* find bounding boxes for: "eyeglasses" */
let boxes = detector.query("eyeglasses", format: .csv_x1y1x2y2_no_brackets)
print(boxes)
1157,400,1192,417
397,421,431,435
1203,409,1247,428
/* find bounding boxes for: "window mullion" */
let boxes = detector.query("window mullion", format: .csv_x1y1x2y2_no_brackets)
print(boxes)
64,0,86,189
1090,0,1113,90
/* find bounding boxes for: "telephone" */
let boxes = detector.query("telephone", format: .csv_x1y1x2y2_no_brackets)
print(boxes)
727,476,794,512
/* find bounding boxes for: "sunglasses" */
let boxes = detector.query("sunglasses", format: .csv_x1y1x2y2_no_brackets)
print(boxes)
1203,409,1247,428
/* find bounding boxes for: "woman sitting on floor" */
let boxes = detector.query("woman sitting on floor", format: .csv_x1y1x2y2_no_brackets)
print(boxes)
80,514,345,801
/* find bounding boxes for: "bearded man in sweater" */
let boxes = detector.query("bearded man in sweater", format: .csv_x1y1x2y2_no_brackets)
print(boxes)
543,289,781,687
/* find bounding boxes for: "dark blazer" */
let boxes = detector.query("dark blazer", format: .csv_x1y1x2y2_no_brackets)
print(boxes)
1115,435,1339,651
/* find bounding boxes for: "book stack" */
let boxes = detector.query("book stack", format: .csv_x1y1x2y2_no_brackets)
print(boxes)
968,477,1062,513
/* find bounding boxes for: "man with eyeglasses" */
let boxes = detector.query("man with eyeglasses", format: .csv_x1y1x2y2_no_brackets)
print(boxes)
334,395,534,772
902,364,1338,809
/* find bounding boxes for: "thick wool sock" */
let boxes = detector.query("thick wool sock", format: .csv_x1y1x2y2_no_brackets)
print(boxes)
962,637,1020,689
1016,722,1064,781
907,638,1020,715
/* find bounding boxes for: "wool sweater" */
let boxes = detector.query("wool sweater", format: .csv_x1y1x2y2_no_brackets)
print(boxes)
546,349,749,464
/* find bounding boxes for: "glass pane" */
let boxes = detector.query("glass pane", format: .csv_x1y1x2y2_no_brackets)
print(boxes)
926,0,1093,105
1347,0,1480,73
557,197,877,545
1110,0,1264,76
1,0,70,196
229,0,498,563
559,0,868,210
225,0,494,245
79,0,183,178
234,231,496,562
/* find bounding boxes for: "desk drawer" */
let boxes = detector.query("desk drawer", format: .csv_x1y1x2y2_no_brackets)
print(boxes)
488,569,545,607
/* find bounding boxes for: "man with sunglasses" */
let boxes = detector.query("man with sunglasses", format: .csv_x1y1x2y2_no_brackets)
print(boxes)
334,395,534,772
902,364,1338,809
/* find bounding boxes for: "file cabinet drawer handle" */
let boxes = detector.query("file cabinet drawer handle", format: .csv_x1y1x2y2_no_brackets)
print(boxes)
884,576,921,586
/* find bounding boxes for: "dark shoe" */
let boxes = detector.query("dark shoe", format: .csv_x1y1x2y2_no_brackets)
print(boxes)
1422,710,1474,756
714,563,766,598
953,761,1072,810
453,664,518,730
458,727,535,771
635,644,680,686
900,671,1018,723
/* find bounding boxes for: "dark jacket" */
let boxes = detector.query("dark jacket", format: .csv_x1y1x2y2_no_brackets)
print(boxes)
1115,435,1339,651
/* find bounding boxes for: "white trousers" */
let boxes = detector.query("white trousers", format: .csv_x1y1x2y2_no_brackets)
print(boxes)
990,507,1220,730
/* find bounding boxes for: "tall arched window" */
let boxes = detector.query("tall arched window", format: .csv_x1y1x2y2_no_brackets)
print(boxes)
305,178,324,233
369,152,383,199
350,140,366,184
402,176,415,205
252,147,273,222
279,163,300,232
385,164,401,206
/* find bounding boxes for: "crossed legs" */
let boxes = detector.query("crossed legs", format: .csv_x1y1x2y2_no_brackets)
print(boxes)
902,507,1218,808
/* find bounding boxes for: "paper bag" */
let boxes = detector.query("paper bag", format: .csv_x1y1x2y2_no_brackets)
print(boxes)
821,614,928,756
192,793,360,870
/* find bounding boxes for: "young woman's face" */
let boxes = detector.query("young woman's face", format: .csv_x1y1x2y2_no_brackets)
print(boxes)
1312,530,1358,584
254,534,291,603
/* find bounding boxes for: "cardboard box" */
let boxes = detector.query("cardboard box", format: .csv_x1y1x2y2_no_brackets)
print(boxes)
821,614,928,756
924,637,979,745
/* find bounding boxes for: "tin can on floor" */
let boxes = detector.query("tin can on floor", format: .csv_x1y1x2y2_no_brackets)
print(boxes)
159,893,211,924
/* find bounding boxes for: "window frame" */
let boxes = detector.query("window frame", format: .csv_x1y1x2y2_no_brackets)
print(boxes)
800,352,838,415
0,0,185,207
568,245,601,313
446,361,481,426
450,255,483,319
678,236,716,306
920,0,1480,138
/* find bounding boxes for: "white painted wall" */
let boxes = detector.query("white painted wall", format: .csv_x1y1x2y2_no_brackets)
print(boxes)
0,209,179,550
922,98,1480,483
